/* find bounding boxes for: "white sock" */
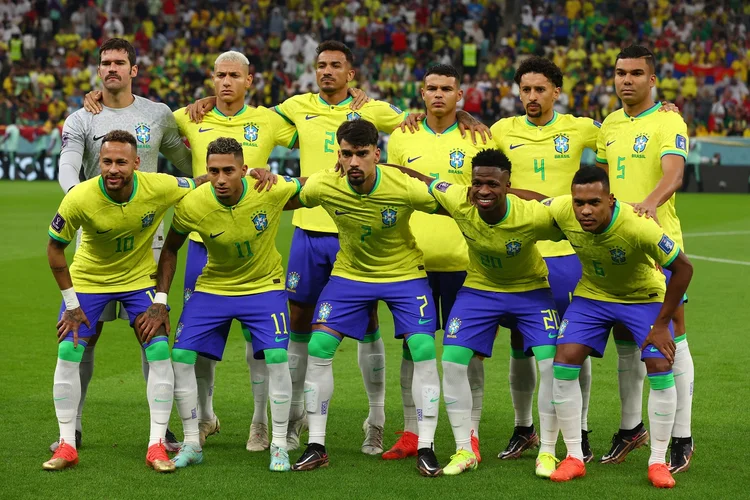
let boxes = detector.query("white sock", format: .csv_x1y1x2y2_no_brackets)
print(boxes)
173,361,200,446
76,344,95,433
305,355,334,446
579,356,592,432
672,339,694,438
140,347,150,381
509,354,536,427
246,342,269,426
412,358,440,450
358,337,386,428
442,361,472,451
468,356,484,439
54,358,81,448
288,340,308,422
194,355,216,422
553,377,583,460
147,359,175,446
647,385,677,465
400,357,418,434
537,359,559,455
267,360,292,449
616,342,646,430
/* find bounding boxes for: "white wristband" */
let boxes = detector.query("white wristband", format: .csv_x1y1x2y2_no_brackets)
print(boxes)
154,292,168,305
61,287,80,310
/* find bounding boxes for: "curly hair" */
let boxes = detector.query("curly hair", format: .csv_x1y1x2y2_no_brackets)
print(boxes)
514,56,564,88
206,137,244,163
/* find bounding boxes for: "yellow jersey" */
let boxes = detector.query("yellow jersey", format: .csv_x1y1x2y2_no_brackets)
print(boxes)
491,112,600,257
596,103,688,249
274,93,407,233
298,166,438,283
387,120,483,272
48,172,195,293
431,181,564,292
171,176,301,296
547,195,681,303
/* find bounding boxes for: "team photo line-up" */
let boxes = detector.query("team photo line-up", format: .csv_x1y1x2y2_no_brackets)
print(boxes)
43,37,695,489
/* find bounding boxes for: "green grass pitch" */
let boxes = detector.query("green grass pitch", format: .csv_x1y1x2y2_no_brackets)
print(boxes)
1,182,749,499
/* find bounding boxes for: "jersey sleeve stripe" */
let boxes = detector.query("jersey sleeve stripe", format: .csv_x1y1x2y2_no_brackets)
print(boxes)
287,131,298,149
187,178,196,189
48,231,71,244
427,178,440,195
660,150,687,160
273,106,295,126
290,177,302,196
595,156,608,164
170,225,189,236
298,194,311,208
662,246,681,267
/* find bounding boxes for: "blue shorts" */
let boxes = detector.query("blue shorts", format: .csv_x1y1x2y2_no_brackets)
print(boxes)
544,254,582,317
427,271,467,330
286,228,339,304
314,276,437,341
444,287,559,358
174,290,289,361
58,288,157,342
662,268,688,304
558,297,674,360
184,240,208,303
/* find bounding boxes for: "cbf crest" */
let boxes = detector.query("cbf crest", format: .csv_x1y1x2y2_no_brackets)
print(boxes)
633,134,649,154
286,271,301,291
244,123,259,142
506,238,522,257
252,211,268,233
347,111,361,121
553,133,570,154
610,246,626,265
141,211,155,230
448,149,466,173
381,206,398,228
317,302,333,322
135,123,151,146
446,317,461,339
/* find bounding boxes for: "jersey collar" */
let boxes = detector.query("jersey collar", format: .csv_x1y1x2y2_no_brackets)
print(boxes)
525,111,559,128
624,102,661,119
601,200,620,233
346,166,381,196
212,104,248,118
423,119,458,135
479,196,511,227
318,94,353,107
211,177,248,208
98,172,139,205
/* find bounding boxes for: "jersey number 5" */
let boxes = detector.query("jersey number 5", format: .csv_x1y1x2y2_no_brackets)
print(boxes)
616,156,625,179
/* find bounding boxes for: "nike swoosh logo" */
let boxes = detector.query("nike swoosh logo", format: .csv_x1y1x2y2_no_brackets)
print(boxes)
461,232,476,241
275,336,288,343
305,115,318,120
606,140,616,146
418,318,433,325
210,231,225,238
509,144,524,150
445,400,457,405
407,156,422,163
154,398,171,403
373,366,385,372
548,333,558,338
96,229,112,234
53,397,67,401
551,401,563,405
199,127,214,133
252,380,265,385
429,397,439,403
93,135,105,141
649,347,658,352
654,412,673,416
334,210,349,216
273,399,289,405
304,389,313,393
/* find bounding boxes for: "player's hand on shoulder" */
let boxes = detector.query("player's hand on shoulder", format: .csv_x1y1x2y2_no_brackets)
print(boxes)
399,112,425,133
57,307,90,348
249,168,278,192
83,90,103,114
659,101,681,115
457,110,491,145
632,200,660,223
641,323,676,364
136,303,170,344
348,87,370,111
186,97,217,123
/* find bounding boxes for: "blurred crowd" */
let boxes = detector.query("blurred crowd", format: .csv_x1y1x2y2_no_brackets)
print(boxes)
1,0,749,138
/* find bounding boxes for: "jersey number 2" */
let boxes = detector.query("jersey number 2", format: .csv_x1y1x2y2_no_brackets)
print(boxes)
324,131,336,153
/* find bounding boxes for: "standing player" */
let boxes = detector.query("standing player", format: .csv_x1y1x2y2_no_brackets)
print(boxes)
383,63,485,461
596,45,695,472
547,166,693,488
139,137,303,472
288,120,443,476
43,130,203,472
51,37,192,453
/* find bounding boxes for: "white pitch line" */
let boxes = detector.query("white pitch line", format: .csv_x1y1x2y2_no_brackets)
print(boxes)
683,230,750,237
689,255,750,266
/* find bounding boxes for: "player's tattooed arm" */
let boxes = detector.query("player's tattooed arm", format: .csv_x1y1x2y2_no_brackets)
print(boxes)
83,90,104,114
456,110,491,145
136,306,170,344
633,155,684,221
48,238,73,290
49,238,91,346
283,178,308,211
193,174,210,187
186,97,217,123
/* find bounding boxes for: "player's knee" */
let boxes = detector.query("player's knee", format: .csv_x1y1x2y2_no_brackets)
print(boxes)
553,343,588,366
172,348,198,365
264,348,288,365
308,331,341,359
645,358,674,380
58,340,86,363
441,345,473,366
406,333,436,362
144,338,170,362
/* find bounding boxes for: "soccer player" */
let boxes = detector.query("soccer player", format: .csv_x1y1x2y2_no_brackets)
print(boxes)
547,166,693,489
51,37,193,453
139,137,303,472
388,149,567,477
596,46,695,471
288,119,443,476
43,130,204,472
383,63,484,461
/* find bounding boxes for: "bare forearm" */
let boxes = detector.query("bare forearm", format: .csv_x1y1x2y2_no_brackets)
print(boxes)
193,174,209,187
47,241,73,289
380,163,434,186
156,247,178,294
645,169,683,207
657,257,693,325
510,187,547,201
